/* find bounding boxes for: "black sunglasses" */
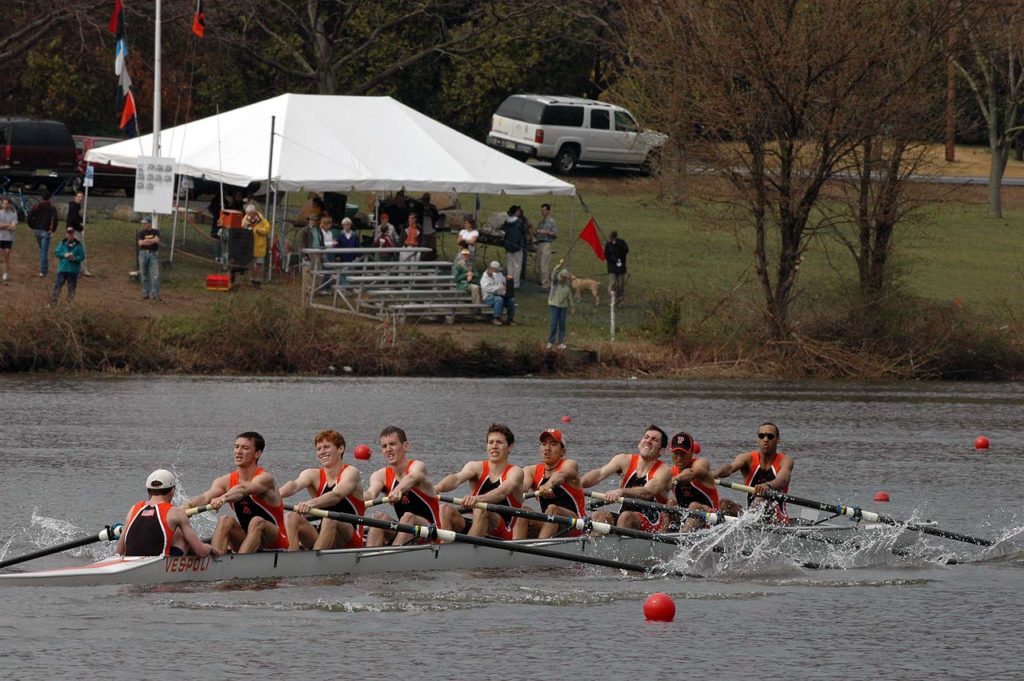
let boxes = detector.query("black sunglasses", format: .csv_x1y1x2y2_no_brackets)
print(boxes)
757,432,776,440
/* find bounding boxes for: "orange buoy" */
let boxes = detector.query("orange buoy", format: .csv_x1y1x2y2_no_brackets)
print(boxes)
354,444,372,460
974,436,990,450
643,592,675,622
560,416,572,424
874,491,890,502
693,441,701,454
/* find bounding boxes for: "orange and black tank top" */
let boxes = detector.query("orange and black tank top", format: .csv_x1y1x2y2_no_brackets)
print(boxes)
621,454,668,524
671,463,720,509
228,467,289,549
743,451,789,521
531,460,585,517
123,501,174,556
472,460,522,532
318,465,366,517
384,459,441,525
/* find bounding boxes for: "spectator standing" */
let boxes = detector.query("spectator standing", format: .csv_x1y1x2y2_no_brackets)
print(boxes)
457,215,480,268
547,259,574,350
0,197,17,284
66,191,92,276
244,203,271,287
418,193,439,261
337,218,359,262
453,248,481,304
27,191,58,277
52,227,85,303
502,205,527,289
401,214,421,262
604,230,630,304
137,216,161,301
481,260,516,326
373,211,400,261
535,203,558,288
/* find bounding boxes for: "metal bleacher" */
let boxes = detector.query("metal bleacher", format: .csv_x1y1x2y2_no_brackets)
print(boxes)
301,247,494,324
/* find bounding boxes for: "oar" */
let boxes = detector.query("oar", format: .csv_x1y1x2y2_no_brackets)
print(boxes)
285,505,656,574
715,480,994,547
439,495,683,546
585,491,733,527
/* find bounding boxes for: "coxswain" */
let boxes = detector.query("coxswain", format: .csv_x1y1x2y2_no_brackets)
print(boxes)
362,425,441,546
713,422,793,523
279,429,365,550
188,432,289,553
667,431,720,530
435,423,524,539
513,428,586,539
580,425,673,532
117,469,218,558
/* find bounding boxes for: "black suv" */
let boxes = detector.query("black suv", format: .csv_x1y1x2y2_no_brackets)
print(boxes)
0,118,78,192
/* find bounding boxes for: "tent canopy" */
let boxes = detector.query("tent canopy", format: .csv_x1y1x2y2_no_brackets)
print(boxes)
86,94,575,196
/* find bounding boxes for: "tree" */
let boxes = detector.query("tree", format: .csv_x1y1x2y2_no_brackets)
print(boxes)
954,1,1024,218
619,0,956,339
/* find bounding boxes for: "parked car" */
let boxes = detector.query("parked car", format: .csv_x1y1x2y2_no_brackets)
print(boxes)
73,135,136,196
486,94,667,175
0,118,78,192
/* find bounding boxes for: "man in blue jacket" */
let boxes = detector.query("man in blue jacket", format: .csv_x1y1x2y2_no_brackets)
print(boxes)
52,227,85,303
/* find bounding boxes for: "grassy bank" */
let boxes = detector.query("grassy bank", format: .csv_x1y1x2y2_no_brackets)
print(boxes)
1,156,1023,378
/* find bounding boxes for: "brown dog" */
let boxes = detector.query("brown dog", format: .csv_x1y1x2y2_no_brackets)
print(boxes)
571,276,601,304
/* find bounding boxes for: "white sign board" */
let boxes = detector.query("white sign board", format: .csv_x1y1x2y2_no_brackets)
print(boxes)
84,165,94,188
133,156,176,214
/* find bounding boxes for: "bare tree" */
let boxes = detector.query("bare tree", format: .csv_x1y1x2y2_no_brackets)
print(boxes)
620,0,955,339
954,1,1024,218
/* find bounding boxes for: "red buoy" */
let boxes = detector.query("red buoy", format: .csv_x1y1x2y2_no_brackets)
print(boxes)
560,415,572,424
974,436,990,450
354,444,372,460
874,491,890,502
693,441,701,454
643,592,675,622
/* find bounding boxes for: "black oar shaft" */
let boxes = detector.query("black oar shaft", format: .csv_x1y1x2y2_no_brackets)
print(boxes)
0,526,120,569
439,495,683,546
287,505,653,574
716,481,993,547
586,491,729,526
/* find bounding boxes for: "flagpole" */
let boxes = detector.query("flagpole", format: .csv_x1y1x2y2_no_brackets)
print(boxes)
151,0,162,237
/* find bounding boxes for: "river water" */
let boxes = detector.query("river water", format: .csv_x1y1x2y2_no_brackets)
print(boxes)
0,376,1021,681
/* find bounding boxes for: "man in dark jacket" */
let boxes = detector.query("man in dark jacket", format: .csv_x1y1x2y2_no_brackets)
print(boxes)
604,230,629,303
27,191,58,277
66,191,91,276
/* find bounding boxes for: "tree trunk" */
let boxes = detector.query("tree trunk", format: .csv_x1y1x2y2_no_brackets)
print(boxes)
988,137,1008,218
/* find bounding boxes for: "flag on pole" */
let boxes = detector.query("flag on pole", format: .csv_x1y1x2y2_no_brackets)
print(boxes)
108,0,137,136
119,91,137,130
578,218,605,261
107,0,123,34
192,0,206,38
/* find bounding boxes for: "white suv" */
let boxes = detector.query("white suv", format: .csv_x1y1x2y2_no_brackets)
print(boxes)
486,94,666,174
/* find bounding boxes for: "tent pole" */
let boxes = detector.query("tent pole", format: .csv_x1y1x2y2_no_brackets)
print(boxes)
265,115,276,282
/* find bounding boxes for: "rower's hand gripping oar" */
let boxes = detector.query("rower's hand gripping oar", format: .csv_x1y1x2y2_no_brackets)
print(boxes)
715,480,994,547
0,505,214,570
285,504,656,574
440,495,684,546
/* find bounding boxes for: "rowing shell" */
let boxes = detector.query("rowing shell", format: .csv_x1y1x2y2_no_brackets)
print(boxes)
0,518,920,587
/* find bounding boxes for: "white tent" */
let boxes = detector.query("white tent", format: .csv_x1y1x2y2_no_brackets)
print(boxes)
85,93,575,196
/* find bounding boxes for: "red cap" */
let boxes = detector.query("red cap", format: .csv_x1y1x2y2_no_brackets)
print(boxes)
669,432,694,454
540,428,565,446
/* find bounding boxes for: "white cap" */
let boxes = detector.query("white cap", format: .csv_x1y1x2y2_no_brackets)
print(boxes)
146,469,176,491
489,261,501,270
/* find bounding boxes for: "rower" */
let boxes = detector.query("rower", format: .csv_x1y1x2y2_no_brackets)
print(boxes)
580,425,673,532
117,469,218,558
713,422,793,523
362,425,441,547
435,423,524,539
279,429,365,551
667,431,720,530
513,428,585,539
187,432,289,554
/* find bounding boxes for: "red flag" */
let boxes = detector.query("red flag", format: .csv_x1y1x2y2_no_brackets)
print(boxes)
578,218,605,261
192,0,206,38
108,0,123,34
119,91,137,130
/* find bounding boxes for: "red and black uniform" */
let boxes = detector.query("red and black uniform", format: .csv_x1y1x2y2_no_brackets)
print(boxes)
123,501,178,557
315,465,365,548
228,468,289,549
385,459,441,526
472,460,522,540
744,451,789,522
671,463,720,509
620,454,669,532
532,460,586,537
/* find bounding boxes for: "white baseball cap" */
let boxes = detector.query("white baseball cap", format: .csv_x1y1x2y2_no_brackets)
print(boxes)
146,469,177,491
